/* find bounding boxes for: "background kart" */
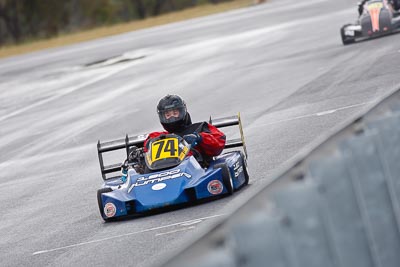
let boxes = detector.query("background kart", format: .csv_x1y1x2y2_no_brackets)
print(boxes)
340,0,400,45
96,114,249,222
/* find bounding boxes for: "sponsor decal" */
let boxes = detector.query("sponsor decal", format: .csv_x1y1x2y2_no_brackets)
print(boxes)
104,203,116,218
152,183,167,191
233,160,244,178
207,180,223,195
128,169,191,193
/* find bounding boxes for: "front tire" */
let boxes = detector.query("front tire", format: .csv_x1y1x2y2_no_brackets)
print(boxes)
340,25,355,45
97,187,113,222
214,163,233,195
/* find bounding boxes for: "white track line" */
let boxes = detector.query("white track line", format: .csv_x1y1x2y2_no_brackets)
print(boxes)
32,214,224,256
155,226,196,237
260,101,375,127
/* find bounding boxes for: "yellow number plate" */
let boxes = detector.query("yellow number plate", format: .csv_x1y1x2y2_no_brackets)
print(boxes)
368,2,383,10
151,138,179,162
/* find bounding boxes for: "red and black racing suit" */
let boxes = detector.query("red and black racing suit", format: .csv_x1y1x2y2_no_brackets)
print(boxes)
144,122,226,160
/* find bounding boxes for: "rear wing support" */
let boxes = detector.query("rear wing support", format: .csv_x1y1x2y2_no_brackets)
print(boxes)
210,113,248,159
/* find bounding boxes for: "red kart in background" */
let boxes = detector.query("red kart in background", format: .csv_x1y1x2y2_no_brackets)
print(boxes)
341,0,400,45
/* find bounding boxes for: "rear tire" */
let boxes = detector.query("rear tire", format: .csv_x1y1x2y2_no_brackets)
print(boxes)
214,163,233,195
97,187,113,222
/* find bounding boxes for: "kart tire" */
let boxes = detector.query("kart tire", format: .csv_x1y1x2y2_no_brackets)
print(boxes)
240,152,250,185
340,25,355,45
214,163,233,195
97,187,113,222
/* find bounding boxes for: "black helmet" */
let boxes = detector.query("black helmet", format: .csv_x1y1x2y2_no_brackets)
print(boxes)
157,94,191,133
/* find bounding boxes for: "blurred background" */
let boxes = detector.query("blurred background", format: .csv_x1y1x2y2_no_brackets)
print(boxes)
0,0,255,45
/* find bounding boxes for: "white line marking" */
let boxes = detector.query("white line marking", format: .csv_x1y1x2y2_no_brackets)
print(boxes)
316,109,336,116
180,219,202,226
155,226,196,237
260,101,374,127
32,213,224,256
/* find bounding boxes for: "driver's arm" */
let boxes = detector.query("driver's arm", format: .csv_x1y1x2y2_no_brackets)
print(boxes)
197,124,226,157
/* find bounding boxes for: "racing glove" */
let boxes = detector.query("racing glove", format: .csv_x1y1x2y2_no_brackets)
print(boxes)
183,132,202,147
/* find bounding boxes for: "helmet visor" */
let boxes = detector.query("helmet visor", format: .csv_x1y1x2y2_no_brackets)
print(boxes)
158,106,186,124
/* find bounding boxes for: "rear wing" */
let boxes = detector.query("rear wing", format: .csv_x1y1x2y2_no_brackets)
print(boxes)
97,134,147,180
97,113,247,180
209,113,248,159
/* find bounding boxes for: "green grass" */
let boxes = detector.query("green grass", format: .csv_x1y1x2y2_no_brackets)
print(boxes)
0,0,260,59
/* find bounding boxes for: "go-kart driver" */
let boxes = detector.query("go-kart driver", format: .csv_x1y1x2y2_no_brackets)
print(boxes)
145,94,226,161
121,94,226,175
358,0,400,16
358,0,368,15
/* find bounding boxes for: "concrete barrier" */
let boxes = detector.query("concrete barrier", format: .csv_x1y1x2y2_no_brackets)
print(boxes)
158,87,400,267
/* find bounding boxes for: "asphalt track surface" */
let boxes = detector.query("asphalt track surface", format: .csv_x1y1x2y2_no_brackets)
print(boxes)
1,0,400,266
